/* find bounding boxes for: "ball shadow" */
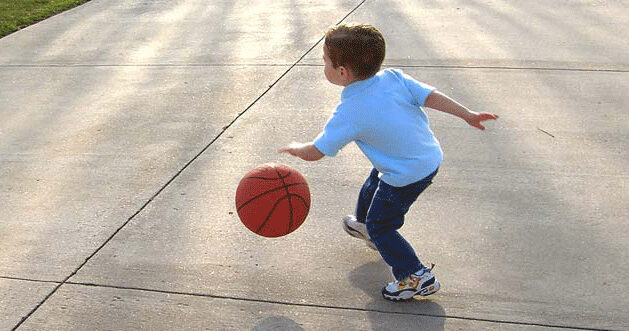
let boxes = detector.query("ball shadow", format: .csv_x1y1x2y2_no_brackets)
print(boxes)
252,315,304,331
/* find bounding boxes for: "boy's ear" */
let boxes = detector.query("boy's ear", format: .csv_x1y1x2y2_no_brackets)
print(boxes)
339,66,354,83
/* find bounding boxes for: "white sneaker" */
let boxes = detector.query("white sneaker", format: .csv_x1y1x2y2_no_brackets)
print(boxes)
342,215,377,250
382,264,440,301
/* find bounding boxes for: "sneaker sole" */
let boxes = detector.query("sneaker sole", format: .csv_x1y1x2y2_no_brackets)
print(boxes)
343,222,377,251
342,222,368,240
382,281,440,302
419,281,440,296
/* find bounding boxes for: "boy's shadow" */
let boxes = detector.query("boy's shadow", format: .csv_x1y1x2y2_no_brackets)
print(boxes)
349,261,446,331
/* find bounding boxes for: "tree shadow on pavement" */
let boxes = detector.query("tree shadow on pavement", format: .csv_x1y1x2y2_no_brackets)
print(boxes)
350,261,446,331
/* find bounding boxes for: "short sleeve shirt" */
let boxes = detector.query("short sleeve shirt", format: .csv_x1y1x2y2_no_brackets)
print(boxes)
314,69,443,187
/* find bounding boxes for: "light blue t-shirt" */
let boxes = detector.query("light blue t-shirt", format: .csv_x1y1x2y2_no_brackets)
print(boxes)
314,68,443,187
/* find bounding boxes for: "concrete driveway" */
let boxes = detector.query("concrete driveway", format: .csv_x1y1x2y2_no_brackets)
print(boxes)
1,0,627,330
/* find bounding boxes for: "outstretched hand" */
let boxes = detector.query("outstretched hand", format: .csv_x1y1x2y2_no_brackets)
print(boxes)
465,112,499,130
278,142,325,161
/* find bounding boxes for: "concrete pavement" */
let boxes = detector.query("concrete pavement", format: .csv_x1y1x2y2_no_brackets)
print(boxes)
1,0,627,330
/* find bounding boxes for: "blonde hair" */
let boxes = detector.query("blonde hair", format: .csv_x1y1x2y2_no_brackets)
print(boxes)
324,23,385,80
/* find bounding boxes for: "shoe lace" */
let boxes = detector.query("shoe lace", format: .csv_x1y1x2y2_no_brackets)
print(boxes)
415,263,436,278
396,264,437,288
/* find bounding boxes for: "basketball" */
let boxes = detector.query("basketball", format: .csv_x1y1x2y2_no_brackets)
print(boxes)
235,163,311,237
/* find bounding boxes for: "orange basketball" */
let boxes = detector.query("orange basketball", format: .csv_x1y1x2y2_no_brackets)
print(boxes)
235,163,310,237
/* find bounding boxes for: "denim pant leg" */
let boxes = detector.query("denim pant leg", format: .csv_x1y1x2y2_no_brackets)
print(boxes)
365,169,438,280
355,168,380,223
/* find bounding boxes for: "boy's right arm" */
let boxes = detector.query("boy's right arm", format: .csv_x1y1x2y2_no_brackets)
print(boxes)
424,90,498,130
278,142,325,161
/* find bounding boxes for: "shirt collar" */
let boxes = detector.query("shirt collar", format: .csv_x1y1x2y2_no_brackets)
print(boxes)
341,73,379,101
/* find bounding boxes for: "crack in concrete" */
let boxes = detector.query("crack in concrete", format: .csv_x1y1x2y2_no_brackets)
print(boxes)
388,64,629,73
2,275,614,331
0,276,60,284
1,63,626,73
0,63,293,68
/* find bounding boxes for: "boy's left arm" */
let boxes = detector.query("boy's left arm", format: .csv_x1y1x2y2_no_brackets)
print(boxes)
278,142,325,161
425,90,498,130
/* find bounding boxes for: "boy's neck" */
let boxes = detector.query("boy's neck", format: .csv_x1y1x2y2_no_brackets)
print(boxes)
342,75,374,87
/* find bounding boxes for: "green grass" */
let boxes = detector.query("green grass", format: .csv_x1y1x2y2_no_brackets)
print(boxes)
0,0,90,38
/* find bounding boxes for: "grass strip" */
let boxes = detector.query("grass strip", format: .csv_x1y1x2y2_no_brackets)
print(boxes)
0,0,90,38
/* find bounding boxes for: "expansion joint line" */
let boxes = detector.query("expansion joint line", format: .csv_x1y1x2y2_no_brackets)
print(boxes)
65,281,629,331
1,275,617,331
10,1,368,330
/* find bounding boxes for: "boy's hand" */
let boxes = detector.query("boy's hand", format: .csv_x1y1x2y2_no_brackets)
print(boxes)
425,90,498,130
278,142,301,157
278,142,325,161
465,112,499,130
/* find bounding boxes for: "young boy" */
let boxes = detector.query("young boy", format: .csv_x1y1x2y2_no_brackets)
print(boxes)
279,23,498,301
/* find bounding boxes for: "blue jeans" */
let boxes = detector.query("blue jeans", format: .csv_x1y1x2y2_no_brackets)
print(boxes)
356,168,438,280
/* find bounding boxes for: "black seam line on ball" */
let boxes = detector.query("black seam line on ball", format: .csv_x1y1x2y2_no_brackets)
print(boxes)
275,168,294,232
245,174,290,180
289,194,309,212
282,194,309,232
256,194,300,234
236,182,307,212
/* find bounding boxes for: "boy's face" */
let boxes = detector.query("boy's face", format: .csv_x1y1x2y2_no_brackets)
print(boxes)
323,44,351,86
